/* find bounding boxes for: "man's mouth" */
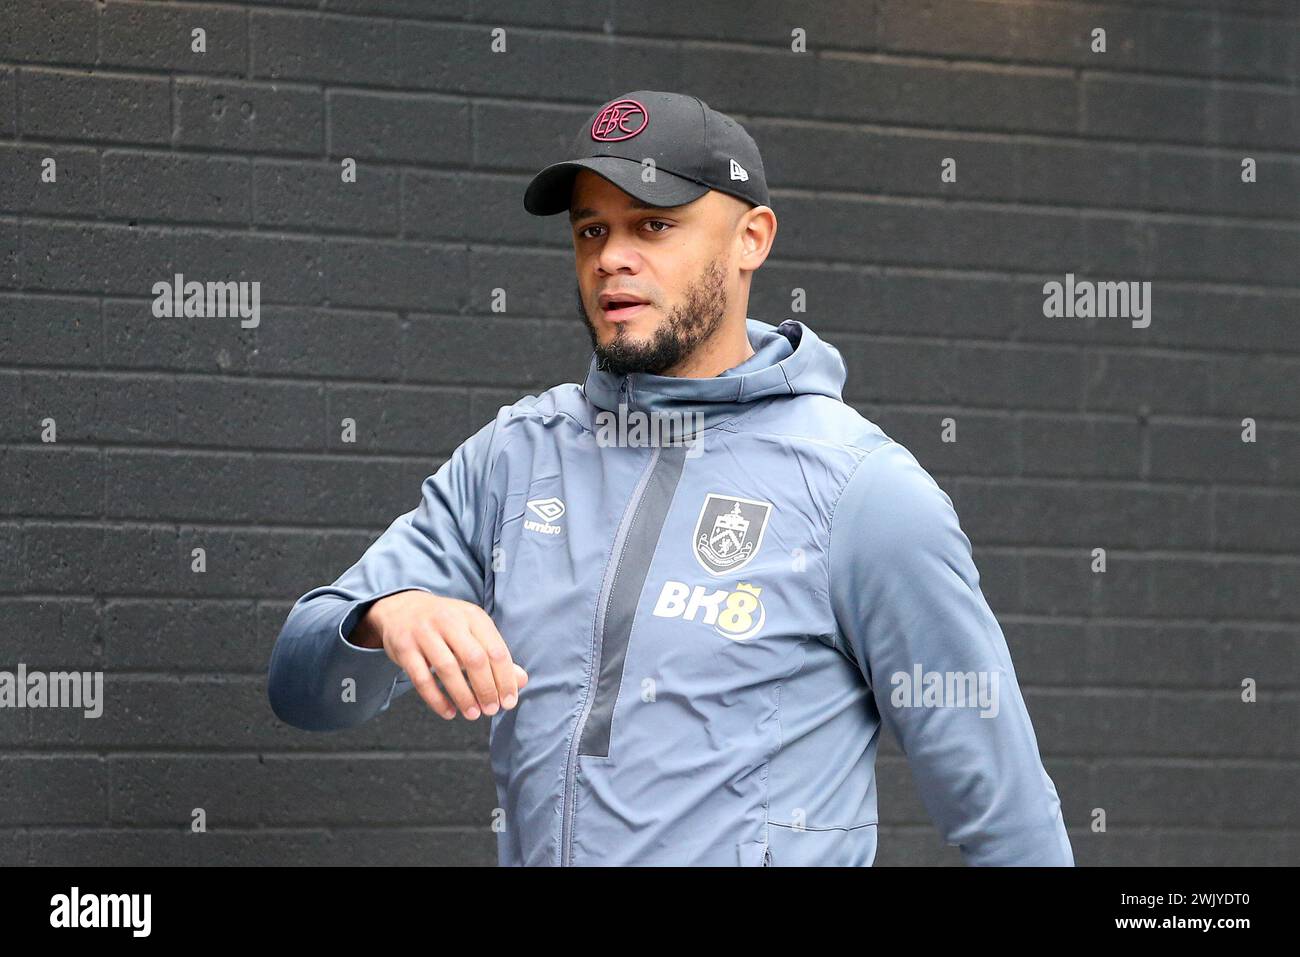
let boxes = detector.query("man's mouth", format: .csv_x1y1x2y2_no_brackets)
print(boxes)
599,296,652,321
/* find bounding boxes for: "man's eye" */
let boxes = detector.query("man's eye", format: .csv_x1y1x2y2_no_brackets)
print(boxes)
578,225,603,239
645,220,671,233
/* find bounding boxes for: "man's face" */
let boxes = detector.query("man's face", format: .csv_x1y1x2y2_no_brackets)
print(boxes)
569,169,742,377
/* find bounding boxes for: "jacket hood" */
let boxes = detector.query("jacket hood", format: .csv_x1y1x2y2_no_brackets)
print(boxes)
581,318,846,437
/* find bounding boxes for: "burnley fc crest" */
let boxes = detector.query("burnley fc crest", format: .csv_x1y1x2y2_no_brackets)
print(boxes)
692,493,773,576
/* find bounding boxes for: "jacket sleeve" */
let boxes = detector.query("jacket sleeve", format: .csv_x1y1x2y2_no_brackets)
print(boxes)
267,414,506,732
827,439,1073,866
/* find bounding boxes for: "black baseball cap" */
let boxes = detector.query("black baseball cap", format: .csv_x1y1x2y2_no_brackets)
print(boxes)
524,90,770,216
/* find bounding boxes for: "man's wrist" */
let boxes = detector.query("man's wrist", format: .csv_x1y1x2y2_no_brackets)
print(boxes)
346,603,384,649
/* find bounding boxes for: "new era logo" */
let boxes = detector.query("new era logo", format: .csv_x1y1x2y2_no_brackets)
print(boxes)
729,158,749,182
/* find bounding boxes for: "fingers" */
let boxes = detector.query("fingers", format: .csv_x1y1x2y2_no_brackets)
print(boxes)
382,596,529,721
396,647,456,720
435,616,497,718
415,618,483,720
465,605,519,710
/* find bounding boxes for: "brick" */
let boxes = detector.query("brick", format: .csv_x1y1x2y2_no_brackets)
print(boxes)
1146,148,1300,220
473,98,591,172
1215,488,1300,552
1084,350,1215,416
1020,414,1143,479
328,90,470,164
20,69,171,145
879,409,1019,477
0,758,106,825
102,150,250,225
26,225,328,303
1146,219,1300,285
0,222,18,290
402,170,500,240
464,246,572,316
0,830,27,866
253,159,398,234
247,305,403,379
323,383,477,454
880,0,1022,61
318,237,468,310
0,69,14,135
0,445,101,518
1011,2,1143,70
109,754,495,826
20,370,177,444
0,375,21,440
390,23,629,99
174,378,326,451
1210,354,1300,420
104,448,421,525
1091,762,1297,827
0,0,97,65
1149,421,1300,487
103,598,258,670
680,48,822,121
0,145,99,215
1020,551,1151,617
398,315,573,388
0,598,99,671
819,272,1022,342
1147,555,1296,620
102,297,256,372
1014,280,1300,357
251,10,397,85
1028,689,1294,758
100,2,246,74
773,194,1146,275
324,0,467,18
0,295,100,366
1142,8,1294,83
819,55,1078,134
1014,140,1145,209
27,825,497,866
953,479,1212,550
1083,75,1299,151
614,0,876,47
175,78,324,156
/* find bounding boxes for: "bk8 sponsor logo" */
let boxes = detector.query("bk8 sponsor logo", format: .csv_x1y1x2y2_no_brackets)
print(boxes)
651,580,766,641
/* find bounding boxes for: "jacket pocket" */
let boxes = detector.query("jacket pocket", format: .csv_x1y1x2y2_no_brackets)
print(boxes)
736,838,770,867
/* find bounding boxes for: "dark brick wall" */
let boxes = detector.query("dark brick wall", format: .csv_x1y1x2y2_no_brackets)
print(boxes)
1,0,1296,866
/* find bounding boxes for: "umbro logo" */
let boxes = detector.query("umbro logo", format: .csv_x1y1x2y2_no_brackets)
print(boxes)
728,158,749,182
525,496,565,536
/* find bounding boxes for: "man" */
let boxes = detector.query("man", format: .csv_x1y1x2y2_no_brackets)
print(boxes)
268,90,1073,867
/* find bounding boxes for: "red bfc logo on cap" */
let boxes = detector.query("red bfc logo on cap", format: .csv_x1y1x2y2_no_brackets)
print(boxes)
591,99,648,142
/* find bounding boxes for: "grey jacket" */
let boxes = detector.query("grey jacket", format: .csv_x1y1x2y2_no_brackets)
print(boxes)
268,318,1074,866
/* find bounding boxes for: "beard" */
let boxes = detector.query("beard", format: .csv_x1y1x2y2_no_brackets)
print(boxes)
576,255,729,377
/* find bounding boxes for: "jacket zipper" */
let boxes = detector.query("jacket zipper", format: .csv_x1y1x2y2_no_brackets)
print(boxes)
560,380,657,866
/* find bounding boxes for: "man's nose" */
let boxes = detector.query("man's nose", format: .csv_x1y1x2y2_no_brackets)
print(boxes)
596,230,643,273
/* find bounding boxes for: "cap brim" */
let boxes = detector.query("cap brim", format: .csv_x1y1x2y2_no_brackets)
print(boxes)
524,155,711,216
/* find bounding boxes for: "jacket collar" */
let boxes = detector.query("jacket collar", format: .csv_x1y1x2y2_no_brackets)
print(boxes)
580,318,846,440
